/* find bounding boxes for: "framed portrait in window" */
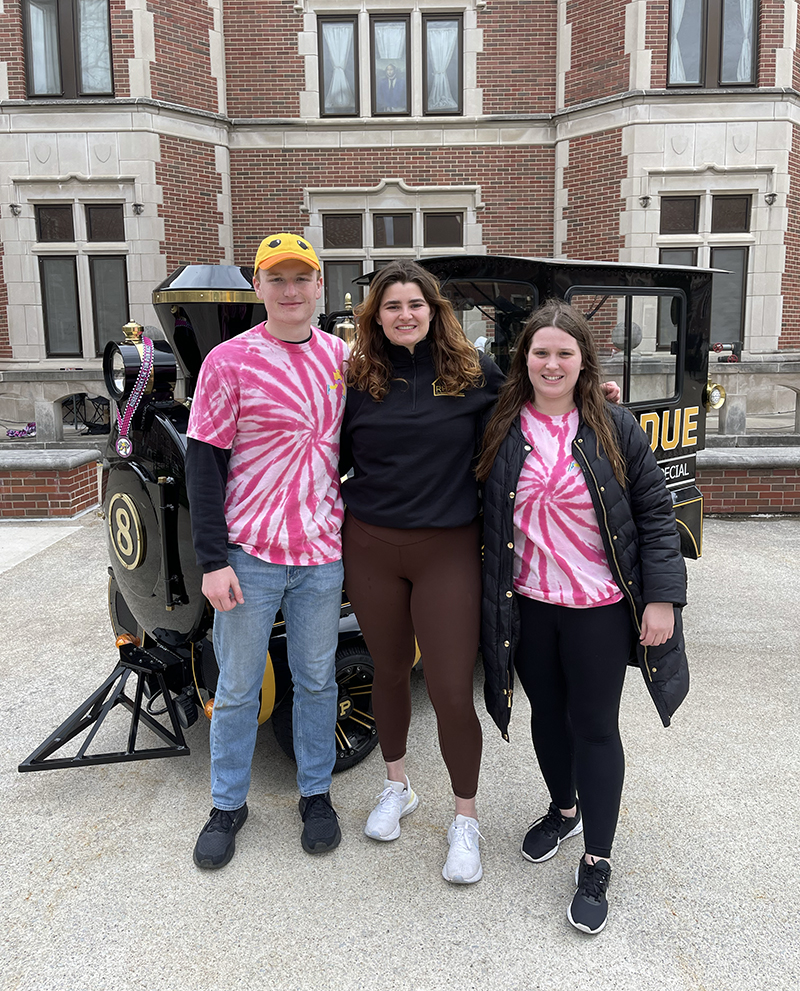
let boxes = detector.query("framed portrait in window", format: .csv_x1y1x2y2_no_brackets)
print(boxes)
371,15,410,115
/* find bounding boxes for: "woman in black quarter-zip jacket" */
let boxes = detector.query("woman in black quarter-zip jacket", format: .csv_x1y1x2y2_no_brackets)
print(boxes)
339,260,504,885
475,299,688,935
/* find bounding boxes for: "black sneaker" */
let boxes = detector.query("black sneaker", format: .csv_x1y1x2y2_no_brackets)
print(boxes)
193,804,248,870
568,858,612,934
299,792,341,854
521,800,583,863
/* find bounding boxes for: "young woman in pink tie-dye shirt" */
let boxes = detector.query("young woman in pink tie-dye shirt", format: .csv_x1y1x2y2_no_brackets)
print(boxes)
477,300,688,935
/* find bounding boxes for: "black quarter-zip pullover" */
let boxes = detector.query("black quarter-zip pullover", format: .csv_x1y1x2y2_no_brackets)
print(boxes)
340,340,504,528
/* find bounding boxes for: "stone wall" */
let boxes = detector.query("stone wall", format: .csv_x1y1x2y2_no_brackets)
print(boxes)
697,449,800,515
0,451,102,519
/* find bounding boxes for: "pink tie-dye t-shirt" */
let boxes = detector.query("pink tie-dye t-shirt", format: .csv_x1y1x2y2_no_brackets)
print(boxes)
513,403,623,608
187,323,348,567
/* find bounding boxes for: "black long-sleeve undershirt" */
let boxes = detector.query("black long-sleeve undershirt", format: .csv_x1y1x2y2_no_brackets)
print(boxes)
185,437,231,573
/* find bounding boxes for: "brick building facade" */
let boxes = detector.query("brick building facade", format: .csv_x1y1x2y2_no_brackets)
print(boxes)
0,0,798,430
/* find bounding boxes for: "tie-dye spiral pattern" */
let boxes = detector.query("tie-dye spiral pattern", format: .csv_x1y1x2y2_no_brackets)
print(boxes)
187,323,349,566
513,404,623,608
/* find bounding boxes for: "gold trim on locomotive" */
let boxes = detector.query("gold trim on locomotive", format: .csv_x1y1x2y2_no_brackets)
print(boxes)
107,492,145,571
153,290,260,304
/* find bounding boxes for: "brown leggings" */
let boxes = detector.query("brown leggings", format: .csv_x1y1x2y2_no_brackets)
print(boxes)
342,513,483,800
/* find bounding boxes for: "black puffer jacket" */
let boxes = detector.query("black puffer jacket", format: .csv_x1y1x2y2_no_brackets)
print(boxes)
481,402,689,739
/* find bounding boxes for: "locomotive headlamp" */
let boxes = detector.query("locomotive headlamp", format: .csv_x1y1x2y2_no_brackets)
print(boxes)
103,321,149,402
109,348,127,394
103,321,177,405
703,381,727,411
104,320,177,459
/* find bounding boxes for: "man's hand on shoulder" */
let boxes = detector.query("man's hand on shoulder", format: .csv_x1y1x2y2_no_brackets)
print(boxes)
602,380,621,404
202,566,245,612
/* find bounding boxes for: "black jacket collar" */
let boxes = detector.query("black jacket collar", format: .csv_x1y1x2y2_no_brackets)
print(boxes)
385,337,433,369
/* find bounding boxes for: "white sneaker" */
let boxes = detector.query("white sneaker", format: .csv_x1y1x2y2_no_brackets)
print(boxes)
442,814,484,884
364,777,419,841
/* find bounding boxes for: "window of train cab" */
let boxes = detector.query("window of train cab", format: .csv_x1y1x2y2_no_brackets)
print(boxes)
22,0,114,99
565,290,683,408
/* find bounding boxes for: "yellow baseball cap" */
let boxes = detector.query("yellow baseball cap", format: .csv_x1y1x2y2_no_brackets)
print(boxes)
254,233,321,273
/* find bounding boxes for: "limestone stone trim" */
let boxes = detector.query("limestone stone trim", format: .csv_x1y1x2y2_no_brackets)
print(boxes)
8,91,795,154
5,173,149,362
208,0,227,116
2,104,230,149
126,0,155,99
620,112,793,356
303,176,484,258
230,119,554,150
0,449,102,472
556,0,571,112
705,359,800,418
215,145,233,264
774,1,798,89
697,448,800,469
553,138,569,258
625,1,651,92
0,366,106,438
302,177,484,319
231,90,800,150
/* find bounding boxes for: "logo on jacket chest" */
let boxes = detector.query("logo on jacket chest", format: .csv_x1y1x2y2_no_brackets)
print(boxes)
432,378,465,398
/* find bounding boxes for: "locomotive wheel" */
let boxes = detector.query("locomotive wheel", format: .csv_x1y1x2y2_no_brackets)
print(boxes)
271,643,379,773
332,645,379,772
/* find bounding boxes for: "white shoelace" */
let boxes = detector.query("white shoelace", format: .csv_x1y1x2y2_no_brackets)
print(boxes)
452,819,485,850
376,785,404,807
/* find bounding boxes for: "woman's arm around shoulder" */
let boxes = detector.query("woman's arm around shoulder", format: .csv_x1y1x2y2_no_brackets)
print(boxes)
480,353,506,387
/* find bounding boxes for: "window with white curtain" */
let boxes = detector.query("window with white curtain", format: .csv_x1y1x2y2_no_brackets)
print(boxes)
319,17,358,116
668,0,757,87
317,11,463,117
23,0,113,98
423,16,462,115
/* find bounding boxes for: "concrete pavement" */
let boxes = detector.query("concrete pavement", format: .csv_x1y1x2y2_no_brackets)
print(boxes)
1,514,798,991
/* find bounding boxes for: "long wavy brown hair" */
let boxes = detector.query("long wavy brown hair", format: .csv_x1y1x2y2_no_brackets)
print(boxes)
346,260,484,400
475,299,626,485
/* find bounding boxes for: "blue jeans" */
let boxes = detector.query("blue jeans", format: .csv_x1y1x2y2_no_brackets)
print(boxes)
209,546,343,809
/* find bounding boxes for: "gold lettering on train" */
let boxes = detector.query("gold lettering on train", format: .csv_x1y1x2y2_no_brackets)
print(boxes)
639,412,660,452
661,410,681,450
638,408,699,452
682,406,699,447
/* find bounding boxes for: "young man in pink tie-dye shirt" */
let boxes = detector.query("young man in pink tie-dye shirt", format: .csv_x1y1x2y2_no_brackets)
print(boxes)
186,234,349,869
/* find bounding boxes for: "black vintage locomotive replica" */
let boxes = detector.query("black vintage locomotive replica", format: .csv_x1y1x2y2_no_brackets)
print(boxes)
20,255,724,773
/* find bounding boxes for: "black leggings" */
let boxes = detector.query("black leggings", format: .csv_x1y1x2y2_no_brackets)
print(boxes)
342,513,482,800
514,595,633,859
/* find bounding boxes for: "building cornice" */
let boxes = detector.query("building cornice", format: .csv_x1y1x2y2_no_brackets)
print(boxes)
3,89,800,150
